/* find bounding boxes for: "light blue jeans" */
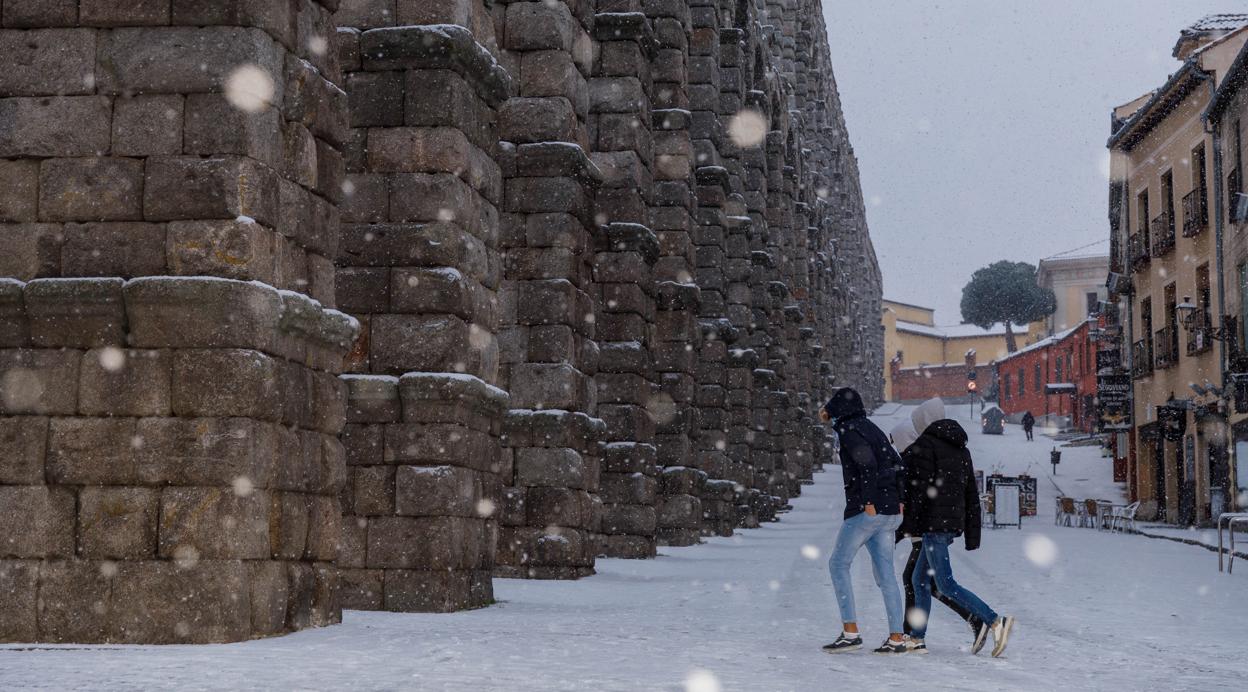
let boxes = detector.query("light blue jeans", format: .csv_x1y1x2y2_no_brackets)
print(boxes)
828,512,905,634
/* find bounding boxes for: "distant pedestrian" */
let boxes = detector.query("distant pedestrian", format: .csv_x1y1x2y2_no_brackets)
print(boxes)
893,403,982,645
818,388,909,655
901,412,1015,657
1022,411,1035,441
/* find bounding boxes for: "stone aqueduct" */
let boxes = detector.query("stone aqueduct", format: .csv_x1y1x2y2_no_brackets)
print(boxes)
0,0,882,642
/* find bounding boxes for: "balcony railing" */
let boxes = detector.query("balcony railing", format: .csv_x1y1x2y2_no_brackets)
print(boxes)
1230,168,1247,224
1154,325,1179,369
1132,338,1153,378
1182,188,1208,237
1186,311,1214,356
1128,231,1150,271
1151,211,1175,256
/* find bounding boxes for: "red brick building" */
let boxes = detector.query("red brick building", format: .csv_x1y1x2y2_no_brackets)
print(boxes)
890,351,990,403
994,319,1099,432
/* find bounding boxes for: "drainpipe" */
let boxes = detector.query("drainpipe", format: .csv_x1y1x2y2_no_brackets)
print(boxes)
1118,154,1136,500
1199,66,1231,515
1197,68,1228,397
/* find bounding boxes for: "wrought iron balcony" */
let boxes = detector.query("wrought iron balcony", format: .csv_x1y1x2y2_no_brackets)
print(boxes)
1154,325,1179,369
1186,311,1214,356
1132,338,1152,378
1151,212,1175,256
1182,188,1208,237
1230,168,1247,224
1127,231,1150,271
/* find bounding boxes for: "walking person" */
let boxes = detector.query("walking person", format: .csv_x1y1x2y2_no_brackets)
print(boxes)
891,409,982,645
1022,411,1035,441
902,410,1015,657
818,388,909,655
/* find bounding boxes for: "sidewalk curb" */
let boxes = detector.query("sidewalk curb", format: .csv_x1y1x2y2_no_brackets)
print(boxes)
1127,528,1248,563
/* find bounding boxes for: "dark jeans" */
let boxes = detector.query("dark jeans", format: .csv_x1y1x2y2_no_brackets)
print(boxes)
1024,428,1034,441
901,539,979,636
911,533,999,640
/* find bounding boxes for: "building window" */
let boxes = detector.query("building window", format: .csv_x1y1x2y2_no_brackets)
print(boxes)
1239,264,1248,346
1003,374,1012,400
1055,355,1064,382
1018,367,1025,396
1034,363,1042,391
1087,292,1100,316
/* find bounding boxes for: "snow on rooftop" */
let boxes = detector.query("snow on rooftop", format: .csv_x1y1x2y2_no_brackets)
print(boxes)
1183,13,1248,35
896,320,1030,339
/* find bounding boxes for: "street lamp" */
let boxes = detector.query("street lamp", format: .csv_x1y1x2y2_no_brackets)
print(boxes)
1176,296,1236,341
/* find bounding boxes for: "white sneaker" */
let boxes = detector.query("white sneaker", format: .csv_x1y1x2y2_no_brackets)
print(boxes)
903,636,929,655
990,616,1015,658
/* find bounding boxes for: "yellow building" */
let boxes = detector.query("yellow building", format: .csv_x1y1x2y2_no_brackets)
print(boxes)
1107,16,1248,523
882,299,1029,401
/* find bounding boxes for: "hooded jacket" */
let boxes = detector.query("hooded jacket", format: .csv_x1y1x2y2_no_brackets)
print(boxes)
900,418,982,550
824,388,905,519
911,398,946,435
890,420,919,454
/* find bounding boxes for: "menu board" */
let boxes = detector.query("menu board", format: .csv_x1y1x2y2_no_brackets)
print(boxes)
986,475,1037,517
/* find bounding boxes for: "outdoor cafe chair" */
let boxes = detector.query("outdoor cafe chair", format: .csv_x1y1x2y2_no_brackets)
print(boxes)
1111,501,1140,533
1081,499,1099,528
1058,497,1077,527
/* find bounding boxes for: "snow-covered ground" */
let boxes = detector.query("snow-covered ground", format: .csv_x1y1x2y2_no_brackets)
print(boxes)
2,407,1245,691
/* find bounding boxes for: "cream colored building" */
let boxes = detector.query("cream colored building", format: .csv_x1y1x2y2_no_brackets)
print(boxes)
882,299,1028,401
1036,255,1109,336
1206,27,1248,515
1107,17,1248,523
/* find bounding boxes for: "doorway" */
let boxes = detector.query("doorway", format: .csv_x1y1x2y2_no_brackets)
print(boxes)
1178,435,1196,526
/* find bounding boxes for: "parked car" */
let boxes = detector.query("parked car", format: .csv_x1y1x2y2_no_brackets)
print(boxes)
981,406,1005,434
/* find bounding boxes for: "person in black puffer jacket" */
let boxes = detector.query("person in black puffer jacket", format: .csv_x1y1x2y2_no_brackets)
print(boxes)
902,417,1015,658
818,388,909,655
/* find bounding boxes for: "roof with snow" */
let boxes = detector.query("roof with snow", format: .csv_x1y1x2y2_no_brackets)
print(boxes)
896,321,1030,340
994,321,1087,362
1183,14,1248,35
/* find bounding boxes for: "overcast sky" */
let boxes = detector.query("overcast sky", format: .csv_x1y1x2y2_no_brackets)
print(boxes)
822,0,1247,324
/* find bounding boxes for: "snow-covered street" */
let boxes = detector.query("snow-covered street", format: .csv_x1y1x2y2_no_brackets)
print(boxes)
2,407,1244,691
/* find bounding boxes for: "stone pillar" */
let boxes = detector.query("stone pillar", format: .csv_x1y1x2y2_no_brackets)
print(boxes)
643,0,706,547
494,0,605,580
332,2,512,611
0,1,355,643
588,7,662,559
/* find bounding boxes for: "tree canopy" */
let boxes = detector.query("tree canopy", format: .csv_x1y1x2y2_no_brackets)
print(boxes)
960,261,1056,352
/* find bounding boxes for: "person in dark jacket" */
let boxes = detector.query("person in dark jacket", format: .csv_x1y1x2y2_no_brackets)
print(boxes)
818,388,909,655
1022,411,1036,441
892,403,981,643
902,417,1015,657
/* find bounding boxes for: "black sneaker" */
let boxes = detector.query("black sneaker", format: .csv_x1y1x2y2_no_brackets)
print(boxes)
822,633,862,653
971,621,991,655
903,637,929,655
873,638,908,655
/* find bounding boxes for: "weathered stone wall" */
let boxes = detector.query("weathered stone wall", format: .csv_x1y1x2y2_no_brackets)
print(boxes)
0,0,883,639
332,7,511,612
0,0,356,642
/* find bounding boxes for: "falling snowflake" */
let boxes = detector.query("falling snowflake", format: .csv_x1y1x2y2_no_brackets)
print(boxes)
224,64,275,113
800,545,821,560
307,35,329,56
97,347,126,373
684,669,722,692
727,110,768,148
1023,534,1058,568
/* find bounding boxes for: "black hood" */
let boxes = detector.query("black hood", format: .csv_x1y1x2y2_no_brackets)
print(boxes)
824,387,865,421
923,419,968,448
